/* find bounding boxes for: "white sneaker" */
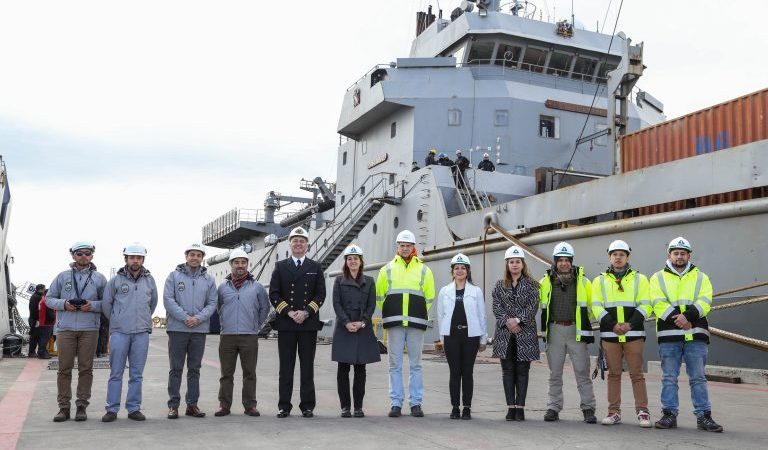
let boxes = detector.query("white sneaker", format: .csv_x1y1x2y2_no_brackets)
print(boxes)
601,412,621,425
637,410,652,428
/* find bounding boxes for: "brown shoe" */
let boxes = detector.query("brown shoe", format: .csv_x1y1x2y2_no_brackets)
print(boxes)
244,407,261,417
185,405,205,418
53,409,70,422
167,407,179,419
214,407,230,417
74,406,87,422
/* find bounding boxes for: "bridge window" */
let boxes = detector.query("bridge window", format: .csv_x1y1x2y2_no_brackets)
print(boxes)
467,40,495,65
495,43,522,67
597,62,618,83
539,115,559,139
521,46,547,73
572,56,598,81
547,52,573,76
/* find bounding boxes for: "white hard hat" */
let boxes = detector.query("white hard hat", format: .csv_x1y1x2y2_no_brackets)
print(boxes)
483,153,490,158
228,248,249,262
450,253,471,266
607,240,631,254
553,242,574,258
668,236,692,253
343,244,364,257
289,227,309,240
455,149,462,155
70,241,95,253
185,243,206,255
504,245,525,259
395,230,416,244
123,242,147,256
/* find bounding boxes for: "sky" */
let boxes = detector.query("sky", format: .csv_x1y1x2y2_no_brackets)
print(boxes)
2,0,767,314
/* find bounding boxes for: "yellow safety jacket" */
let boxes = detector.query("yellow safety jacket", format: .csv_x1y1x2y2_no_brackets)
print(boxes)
651,265,712,343
376,255,435,330
539,266,594,343
591,268,652,343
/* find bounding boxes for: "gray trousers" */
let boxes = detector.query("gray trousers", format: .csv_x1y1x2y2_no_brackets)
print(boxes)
545,323,596,411
167,331,207,408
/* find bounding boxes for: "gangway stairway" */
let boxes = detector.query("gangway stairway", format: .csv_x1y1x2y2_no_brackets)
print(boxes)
455,170,491,213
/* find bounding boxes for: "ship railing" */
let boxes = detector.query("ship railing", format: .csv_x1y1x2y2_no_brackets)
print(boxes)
346,64,396,92
461,59,610,87
202,208,265,243
454,169,491,214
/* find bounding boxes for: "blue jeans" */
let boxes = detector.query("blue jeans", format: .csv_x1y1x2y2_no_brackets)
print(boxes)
387,326,425,408
659,341,711,417
106,332,150,413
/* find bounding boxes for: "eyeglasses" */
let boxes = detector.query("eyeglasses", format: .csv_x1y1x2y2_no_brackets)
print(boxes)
74,251,93,257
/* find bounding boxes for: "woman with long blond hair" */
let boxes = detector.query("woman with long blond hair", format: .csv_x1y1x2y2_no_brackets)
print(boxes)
492,245,540,421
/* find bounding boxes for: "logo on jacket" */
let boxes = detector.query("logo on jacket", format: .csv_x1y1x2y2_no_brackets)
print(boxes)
178,281,185,292
120,283,130,294
64,281,73,292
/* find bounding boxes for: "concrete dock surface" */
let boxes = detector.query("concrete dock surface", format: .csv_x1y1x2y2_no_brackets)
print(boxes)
1,333,766,450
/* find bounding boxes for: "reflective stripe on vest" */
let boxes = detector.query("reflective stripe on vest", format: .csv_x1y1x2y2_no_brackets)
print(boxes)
599,273,640,343
601,330,646,338
655,271,705,341
656,327,710,337
383,262,429,327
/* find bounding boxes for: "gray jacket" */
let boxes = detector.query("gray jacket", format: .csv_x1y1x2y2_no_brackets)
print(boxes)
103,266,158,334
217,274,270,335
46,263,108,332
163,264,217,333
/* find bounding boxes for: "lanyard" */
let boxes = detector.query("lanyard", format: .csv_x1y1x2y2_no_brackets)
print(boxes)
72,268,94,299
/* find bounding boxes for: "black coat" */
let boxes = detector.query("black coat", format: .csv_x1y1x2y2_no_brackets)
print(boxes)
269,257,326,332
331,275,381,364
29,292,42,327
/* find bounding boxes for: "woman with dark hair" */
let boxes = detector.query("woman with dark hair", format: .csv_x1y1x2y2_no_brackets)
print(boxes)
331,244,380,418
437,253,487,420
492,245,540,421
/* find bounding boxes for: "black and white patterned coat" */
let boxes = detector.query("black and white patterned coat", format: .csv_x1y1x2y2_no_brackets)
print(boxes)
491,278,540,361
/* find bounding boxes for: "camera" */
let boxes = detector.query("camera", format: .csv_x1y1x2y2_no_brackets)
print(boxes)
68,298,87,310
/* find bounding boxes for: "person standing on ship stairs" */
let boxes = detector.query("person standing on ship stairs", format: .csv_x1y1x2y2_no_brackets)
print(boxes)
46,241,107,422
269,226,326,418
163,243,218,419
453,150,470,188
424,148,437,166
651,237,724,432
101,243,158,423
540,242,598,424
591,240,653,428
376,230,435,418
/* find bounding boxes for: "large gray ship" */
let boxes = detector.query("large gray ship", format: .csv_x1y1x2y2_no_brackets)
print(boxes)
200,1,767,370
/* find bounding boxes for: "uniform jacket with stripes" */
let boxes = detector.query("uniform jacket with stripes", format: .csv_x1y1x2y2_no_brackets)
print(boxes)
591,267,652,343
539,266,594,343
375,255,435,330
269,257,326,332
651,264,713,344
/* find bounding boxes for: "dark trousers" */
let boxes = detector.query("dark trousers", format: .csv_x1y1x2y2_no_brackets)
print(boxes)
36,326,54,358
218,334,259,409
337,363,366,410
167,332,207,408
28,324,39,355
443,331,480,407
96,316,109,356
501,336,531,406
277,330,317,412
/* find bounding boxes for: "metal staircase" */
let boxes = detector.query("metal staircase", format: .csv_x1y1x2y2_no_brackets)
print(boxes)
455,169,492,213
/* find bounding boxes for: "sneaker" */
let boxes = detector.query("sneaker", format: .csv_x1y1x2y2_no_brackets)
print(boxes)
450,407,460,420
128,410,146,421
301,409,314,418
583,409,597,424
101,412,117,422
637,411,652,428
544,409,559,422
353,409,365,418
602,412,621,425
53,409,70,422
341,408,352,418
505,408,516,421
388,406,402,418
654,410,677,429
74,406,87,422
410,405,424,417
461,407,471,420
697,412,724,433
167,408,179,419
515,408,525,421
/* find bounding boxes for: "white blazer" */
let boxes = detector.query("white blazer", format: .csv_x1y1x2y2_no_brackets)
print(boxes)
437,281,488,344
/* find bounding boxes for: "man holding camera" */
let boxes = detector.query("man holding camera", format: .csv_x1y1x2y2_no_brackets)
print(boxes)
46,241,108,422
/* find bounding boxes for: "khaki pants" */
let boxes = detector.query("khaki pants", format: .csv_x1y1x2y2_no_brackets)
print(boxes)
545,323,596,411
218,334,259,409
56,330,99,409
602,339,648,414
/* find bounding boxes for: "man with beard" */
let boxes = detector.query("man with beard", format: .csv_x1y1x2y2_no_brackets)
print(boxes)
164,243,218,419
101,243,158,422
215,248,269,417
539,242,597,424
651,237,723,432
46,242,108,422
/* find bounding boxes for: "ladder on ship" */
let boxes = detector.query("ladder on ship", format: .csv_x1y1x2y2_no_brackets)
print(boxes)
455,170,491,213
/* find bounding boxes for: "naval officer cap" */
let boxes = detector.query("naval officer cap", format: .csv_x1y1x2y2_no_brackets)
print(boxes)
289,226,309,241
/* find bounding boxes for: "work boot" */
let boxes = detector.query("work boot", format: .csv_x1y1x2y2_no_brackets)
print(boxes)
410,405,424,417
697,412,724,432
654,410,677,429
515,408,525,421
215,407,231,417
244,407,260,417
74,406,87,422
388,406,401,418
450,407,460,419
186,405,206,418
505,408,516,421
101,412,117,422
167,408,179,419
353,409,365,418
583,409,597,424
53,409,70,422
461,407,471,420
544,409,559,422
127,410,146,421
